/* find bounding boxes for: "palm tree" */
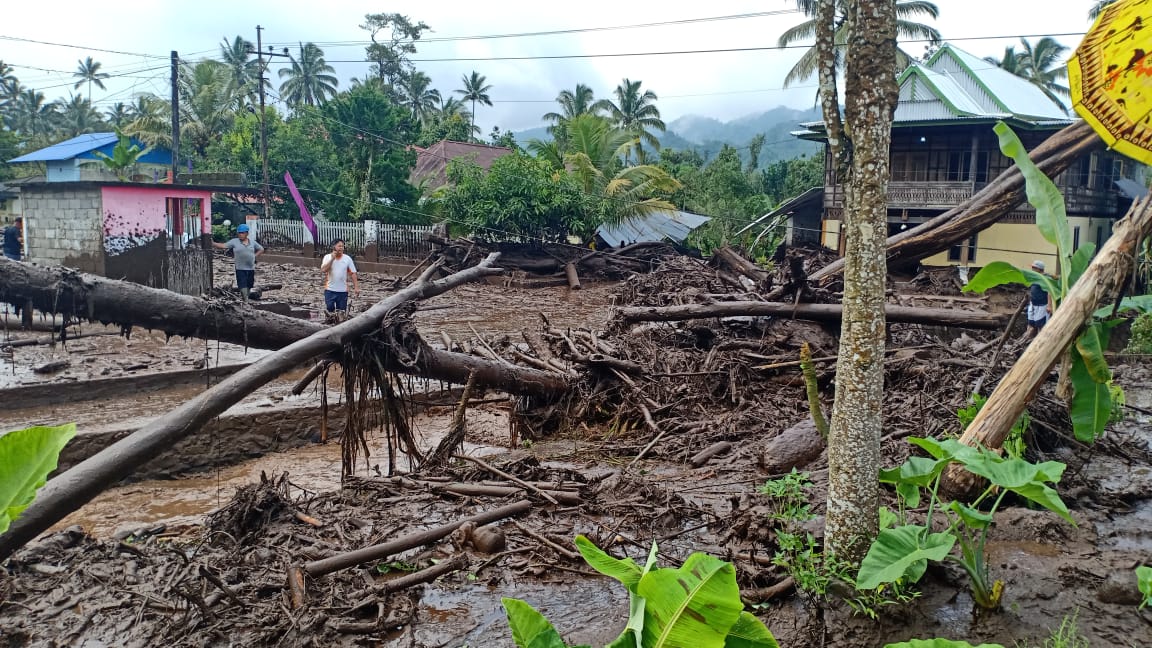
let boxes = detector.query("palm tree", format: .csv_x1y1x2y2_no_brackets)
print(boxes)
601,78,665,164
539,114,681,225
1089,0,1119,21
454,71,492,138
985,37,1070,110
777,0,941,87
105,102,131,127
399,70,441,126
58,94,104,137
542,83,604,126
278,42,339,109
0,60,16,98
73,56,110,102
219,36,261,107
13,88,55,136
123,94,171,147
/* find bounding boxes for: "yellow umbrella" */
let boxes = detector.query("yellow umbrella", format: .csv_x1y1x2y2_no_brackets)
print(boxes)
1068,0,1152,166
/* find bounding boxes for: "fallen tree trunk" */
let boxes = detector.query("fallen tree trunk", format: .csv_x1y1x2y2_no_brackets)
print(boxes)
809,121,1102,282
0,255,560,561
617,301,1005,329
0,257,568,399
714,246,770,286
941,193,1152,498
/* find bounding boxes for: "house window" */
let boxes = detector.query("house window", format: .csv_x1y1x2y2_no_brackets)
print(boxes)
1073,226,1081,251
948,233,978,263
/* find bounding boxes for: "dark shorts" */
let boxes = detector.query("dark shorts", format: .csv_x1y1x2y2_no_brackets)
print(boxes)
324,290,348,312
235,269,255,289
1027,317,1047,330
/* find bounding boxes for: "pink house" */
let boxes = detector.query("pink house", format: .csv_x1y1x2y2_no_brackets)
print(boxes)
19,181,239,295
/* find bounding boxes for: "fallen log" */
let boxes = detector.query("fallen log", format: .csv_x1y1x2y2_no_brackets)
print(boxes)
565,262,582,290
941,193,1152,498
0,257,569,399
809,121,1101,281
690,441,733,468
0,256,552,561
617,301,1005,329
714,246,770,286
301,499,531,578
759,419,826,474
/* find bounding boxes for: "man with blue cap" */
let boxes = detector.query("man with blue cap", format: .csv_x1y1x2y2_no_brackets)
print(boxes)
213,223,264,301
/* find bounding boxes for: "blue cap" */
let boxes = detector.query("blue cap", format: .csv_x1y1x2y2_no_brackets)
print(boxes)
237,224,250,233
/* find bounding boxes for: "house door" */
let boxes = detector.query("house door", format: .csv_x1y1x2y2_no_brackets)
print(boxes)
163,197,211,295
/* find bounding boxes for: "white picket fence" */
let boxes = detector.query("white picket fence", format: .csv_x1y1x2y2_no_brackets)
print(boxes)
253,219,435,259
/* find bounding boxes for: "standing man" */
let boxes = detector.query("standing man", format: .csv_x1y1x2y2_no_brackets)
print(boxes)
321,238,359,314
212,223,263,301
3,217,23,261
1025,259,1053,339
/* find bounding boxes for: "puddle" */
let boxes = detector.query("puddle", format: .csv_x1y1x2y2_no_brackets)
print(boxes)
1096,498,1152,552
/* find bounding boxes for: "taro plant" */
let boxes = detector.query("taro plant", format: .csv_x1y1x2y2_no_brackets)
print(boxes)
1,424,76,535
962,122,1130,443
501,535,779,648
957,394,1029,460
856,437,1073,610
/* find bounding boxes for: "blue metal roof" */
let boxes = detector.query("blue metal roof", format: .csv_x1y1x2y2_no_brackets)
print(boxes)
8,132,171,165
596,210,711,248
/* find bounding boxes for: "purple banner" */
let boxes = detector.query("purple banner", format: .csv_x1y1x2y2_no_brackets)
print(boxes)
284,171,317,242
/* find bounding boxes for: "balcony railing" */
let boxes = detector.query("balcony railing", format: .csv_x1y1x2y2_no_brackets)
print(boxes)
824,181,975,210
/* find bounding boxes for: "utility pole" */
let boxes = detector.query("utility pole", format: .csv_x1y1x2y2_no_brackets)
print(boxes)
170,51,180,184
252,27,290,219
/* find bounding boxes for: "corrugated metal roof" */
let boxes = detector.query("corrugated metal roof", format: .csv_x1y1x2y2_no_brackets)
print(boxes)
8,132,119,162
596,210,711,248
932,45,1070,121
908,65,988,115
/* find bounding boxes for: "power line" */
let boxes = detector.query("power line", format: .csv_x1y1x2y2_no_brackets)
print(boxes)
0,35,165,59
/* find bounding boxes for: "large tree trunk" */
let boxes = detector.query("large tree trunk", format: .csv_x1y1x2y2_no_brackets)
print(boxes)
824,0,898,564
809,121,1102,281
0,257,568,399
941,194,1152,498
0,255,569,561
617,301,1004,329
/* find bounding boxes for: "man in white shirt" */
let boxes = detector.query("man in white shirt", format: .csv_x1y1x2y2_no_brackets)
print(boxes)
320,238,360,313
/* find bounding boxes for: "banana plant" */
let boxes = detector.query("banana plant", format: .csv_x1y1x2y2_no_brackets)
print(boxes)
93,128,151,181
502,535,779,648
961,121,1127,442
856,437,1072,609
1138,565,1152,609
1,423,76,535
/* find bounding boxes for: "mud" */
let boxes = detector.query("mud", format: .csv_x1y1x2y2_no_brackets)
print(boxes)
2,258,1152,647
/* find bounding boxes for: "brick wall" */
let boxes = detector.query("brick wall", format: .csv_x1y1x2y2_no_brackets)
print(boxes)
22,187,105,274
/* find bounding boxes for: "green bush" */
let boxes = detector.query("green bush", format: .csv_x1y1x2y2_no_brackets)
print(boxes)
1124,312,1152,354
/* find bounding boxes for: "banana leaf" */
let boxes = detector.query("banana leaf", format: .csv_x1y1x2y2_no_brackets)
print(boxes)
635,552,745,647
1,424,76,535
502,598,579,648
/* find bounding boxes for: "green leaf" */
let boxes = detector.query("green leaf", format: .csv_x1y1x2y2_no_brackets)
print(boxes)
1137,565,1152,609
995,122,1072,281
1068,346,1112,442
884,640,1005,648
574,535,642,591
723,612,780,648
1095,295,1152,318
636,552,744,648
953,450,1074,524
1075,324,1112,383
502,598,570,648
0,424,76,535
881,455,952,488
962,261,1028,293
879,506,901,530
1067,242,1096,287
947,501,993,530
856,525,956,590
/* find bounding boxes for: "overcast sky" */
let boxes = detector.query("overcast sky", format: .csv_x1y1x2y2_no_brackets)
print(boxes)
3,1,1098,136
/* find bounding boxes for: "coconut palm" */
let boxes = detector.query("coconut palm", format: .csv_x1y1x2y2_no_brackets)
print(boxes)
105,102,131,127
123,94,171,147
1089,0,1119,20
540,114,681,225
278,42,339,109
12,88,55,136
73,56,110,102
454,71,492,138
542,83,605,126
399,70,441,126
219,36,261,107
0,60,16,98
57,94,104,137
778,0,941,87
985,37,1069,110
601,78,665,164
179,59,241,155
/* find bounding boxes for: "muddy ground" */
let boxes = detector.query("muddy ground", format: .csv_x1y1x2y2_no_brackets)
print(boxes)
1,253,1151,647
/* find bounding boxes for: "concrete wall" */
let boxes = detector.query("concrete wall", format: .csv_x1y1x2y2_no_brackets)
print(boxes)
921,217,1115,271
102,186,213,287
21,187,104,273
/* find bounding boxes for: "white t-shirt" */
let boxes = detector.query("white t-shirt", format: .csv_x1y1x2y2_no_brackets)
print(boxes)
322,253,358,292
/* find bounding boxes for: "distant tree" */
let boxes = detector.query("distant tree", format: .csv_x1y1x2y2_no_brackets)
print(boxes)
601,78,665,163
219,36,261,107
542,83,607,152
278,42,339,108
761,154,824,205
416,112,473,147
399,70,442,126
105,102,130,127
360,13,430,88
0,60,16,99
57,94,104,137
983,45,1024,76
489,126,518,150
778,0,940,87
455,71,493,139
73,56,110,102
1089,0,1119,20
12,88,55,136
